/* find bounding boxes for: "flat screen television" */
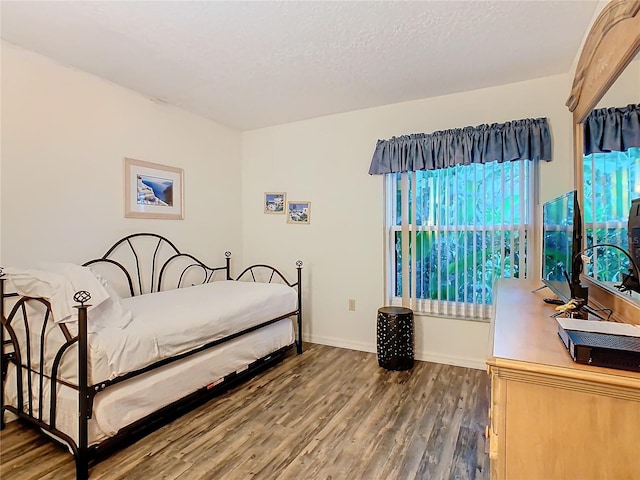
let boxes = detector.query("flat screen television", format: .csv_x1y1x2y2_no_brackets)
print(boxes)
541,190,584,302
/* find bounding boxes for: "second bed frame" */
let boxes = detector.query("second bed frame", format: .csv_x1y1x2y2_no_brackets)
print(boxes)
0,233,303,480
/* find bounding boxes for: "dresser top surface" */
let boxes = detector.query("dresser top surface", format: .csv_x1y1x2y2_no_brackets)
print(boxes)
489,278,640,384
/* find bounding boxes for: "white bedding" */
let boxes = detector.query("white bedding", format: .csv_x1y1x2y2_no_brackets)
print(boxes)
62,280,297,384
5,318,294,446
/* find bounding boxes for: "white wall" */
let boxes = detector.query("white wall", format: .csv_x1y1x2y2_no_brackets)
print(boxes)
1,40,582,370
241,73,575,369
1,42,242,268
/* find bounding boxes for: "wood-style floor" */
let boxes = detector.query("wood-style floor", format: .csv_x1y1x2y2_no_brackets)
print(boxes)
0,343,490,480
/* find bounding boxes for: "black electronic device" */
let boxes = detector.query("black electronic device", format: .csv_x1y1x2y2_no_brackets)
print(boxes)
542,191,586,303
557,323,640,373
572,242,640,296
543,298,566,305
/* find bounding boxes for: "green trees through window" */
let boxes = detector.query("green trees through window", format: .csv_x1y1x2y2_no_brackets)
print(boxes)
389,160,532,318
583,147,640,282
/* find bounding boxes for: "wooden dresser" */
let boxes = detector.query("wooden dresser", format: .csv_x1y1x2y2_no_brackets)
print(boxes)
486,278,640,480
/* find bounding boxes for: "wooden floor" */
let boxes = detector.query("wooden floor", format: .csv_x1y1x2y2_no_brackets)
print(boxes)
0,343,490,480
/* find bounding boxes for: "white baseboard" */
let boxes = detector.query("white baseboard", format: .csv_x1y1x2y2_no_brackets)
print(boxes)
305,334,377,354
413,352,487,370
304,334,487,370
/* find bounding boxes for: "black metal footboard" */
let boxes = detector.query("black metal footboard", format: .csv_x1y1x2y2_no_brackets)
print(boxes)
0,274,89,475
235,260,304,354
0,236,304,480
0,278,91,478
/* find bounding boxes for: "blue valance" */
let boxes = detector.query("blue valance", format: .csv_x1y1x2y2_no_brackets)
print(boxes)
368,117,552,175
583,103,640,156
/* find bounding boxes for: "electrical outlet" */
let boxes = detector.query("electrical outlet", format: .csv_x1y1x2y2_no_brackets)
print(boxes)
348,299,356,311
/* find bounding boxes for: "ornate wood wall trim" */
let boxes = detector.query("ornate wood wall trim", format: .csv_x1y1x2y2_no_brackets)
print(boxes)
566,0,640,123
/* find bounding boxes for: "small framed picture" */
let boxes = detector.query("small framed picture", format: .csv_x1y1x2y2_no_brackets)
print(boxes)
287,201,311,224
264,192,286,214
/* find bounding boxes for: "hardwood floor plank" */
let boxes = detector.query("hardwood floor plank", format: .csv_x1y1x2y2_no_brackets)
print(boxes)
345,368,432,479
395,363,455,480
1,343,489,480
449,426,480,480
416,385,460,476
0,426,74,480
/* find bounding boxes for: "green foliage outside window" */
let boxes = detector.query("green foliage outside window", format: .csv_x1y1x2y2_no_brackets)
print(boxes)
583,147,640,282
393,161,530,306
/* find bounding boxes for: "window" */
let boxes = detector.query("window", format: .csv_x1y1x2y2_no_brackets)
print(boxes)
583,146,640,282
386,160,533,320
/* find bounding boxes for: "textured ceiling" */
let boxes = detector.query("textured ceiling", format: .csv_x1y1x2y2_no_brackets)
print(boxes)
0,1,600,131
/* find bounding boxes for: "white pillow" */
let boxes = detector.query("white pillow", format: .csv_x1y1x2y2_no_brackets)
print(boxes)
4,263,132,332
5,265,104,322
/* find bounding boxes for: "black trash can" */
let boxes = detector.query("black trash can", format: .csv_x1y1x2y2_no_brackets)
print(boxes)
376,306,414,371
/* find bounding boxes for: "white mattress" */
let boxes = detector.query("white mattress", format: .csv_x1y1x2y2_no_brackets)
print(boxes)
48,280,297,384
5,318,295,446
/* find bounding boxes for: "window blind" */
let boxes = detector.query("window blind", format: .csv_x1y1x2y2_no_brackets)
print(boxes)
387,160,533,320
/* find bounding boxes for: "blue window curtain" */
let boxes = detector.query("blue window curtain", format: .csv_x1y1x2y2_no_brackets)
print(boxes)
368,117,552,175
583,103,640,155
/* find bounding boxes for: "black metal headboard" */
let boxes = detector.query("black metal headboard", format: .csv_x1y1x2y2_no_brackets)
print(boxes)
83,233,230,297
234,261,302,289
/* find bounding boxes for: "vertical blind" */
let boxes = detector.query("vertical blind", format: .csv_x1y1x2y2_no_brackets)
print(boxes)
583,147,640,281
388,160,533,319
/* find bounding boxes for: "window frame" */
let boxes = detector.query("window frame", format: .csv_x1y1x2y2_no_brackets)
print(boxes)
384,161,534,321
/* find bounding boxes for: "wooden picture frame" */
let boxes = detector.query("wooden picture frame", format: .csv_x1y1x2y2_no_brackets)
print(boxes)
287,201,311,224
264,192,286,214
124,158,184,220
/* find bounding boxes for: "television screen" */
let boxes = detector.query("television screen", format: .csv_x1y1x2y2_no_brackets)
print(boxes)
542,190,581,302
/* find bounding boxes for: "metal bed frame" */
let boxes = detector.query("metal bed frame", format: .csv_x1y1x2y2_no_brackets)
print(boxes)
0,233,303,479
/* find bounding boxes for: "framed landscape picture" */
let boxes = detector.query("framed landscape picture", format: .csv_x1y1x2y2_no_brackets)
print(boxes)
287,201,311,224
264,192,286,214
124,158,184,219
